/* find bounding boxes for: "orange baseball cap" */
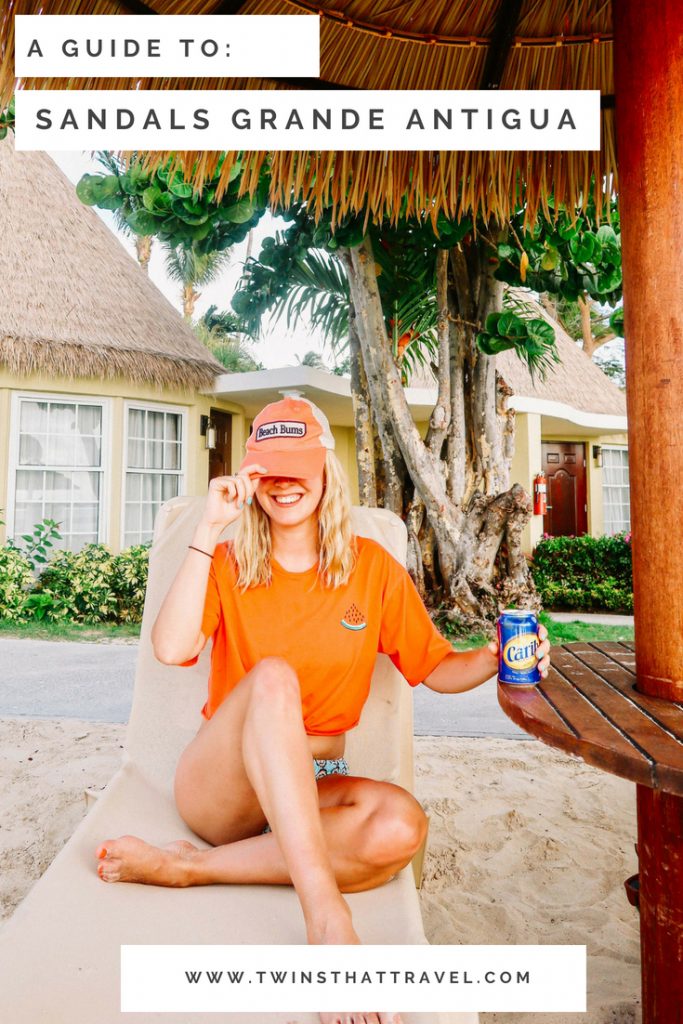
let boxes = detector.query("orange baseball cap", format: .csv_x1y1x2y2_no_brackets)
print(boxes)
238,394,335,479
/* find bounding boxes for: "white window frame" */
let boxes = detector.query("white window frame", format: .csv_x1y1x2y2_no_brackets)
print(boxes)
6,391,111,549
121,400,188,548
601,444,631,535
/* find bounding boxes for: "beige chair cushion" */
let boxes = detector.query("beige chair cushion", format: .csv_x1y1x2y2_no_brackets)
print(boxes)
0,498,477,1024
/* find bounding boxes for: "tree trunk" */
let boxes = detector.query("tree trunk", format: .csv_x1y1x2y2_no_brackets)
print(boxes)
135,236,152,273
183,285,199,320
342,251,406,517
348,309,377,507
344,235,539,633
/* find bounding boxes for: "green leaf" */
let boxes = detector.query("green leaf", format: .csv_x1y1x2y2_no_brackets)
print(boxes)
569,232,601,264
142,185,164,213
540,246,560,271
485,312,502,334
125,209,160,235
220,197,255,224
496,243,515,260
596,266,622,293
95,175,121,198
558,217,583,241
75,174,103,206
97,193,125,211
476,333,515,356
596,224,618,245
184,221,214,241
496,311,526,339
120,165,149,195
171,197,208,225
609,307,625,334
525,318,556,346
169,181,194,199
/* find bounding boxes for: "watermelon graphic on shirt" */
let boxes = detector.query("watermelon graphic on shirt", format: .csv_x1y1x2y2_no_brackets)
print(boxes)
341,603,367,631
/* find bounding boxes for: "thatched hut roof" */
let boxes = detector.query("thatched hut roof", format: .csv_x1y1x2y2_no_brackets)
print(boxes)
0,1,615,225
0,138,223,390
495,291,626,418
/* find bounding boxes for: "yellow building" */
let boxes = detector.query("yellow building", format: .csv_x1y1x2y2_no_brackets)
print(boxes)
210,340,628,557
0,142,628,558
0,141,241,553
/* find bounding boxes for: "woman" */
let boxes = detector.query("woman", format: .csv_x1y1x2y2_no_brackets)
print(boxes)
96,395,550,1024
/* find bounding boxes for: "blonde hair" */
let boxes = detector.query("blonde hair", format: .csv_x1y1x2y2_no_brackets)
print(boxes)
233,449,356,590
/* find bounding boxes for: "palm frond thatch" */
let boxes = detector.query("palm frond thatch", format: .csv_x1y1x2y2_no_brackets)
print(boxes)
0,138,223,389
1,0,616,225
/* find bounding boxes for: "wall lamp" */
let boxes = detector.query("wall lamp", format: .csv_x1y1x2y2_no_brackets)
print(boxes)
200,415,217,451
592,444,603,467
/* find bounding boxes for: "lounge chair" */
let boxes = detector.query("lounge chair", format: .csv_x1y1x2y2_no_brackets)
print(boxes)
0,497,478,1024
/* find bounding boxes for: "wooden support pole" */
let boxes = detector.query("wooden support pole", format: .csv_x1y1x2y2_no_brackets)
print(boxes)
613,0,683,703
636,786,683,1023
615,5,683,1022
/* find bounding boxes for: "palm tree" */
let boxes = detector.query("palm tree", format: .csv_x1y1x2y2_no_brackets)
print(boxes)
193,305,263,373
295,350,329,370
164,244,232,319
96,152,153,274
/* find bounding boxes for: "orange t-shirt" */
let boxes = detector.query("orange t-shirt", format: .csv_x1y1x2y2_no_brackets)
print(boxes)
183,536,453,735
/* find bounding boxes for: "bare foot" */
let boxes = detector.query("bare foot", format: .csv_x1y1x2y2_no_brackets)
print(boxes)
95,836,200,885
311,905,403,1023
319,1015,403,1023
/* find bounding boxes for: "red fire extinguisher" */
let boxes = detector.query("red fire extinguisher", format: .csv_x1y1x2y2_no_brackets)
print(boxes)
533,472,547,516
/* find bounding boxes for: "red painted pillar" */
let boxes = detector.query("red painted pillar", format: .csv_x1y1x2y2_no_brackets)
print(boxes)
636,786,683,1023
614,4,683,1022
613,0,683,705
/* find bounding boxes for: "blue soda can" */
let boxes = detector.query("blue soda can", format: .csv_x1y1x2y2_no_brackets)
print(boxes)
497,610,541,685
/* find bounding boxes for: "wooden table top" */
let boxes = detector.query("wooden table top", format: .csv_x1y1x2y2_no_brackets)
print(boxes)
498,641,683,795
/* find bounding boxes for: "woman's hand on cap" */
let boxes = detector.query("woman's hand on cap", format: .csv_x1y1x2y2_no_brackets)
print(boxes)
203,466,269,528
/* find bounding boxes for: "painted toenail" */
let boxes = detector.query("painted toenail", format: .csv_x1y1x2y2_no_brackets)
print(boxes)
98,847,107,859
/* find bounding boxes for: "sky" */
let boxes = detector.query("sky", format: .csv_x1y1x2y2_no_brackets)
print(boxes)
49,150,330,370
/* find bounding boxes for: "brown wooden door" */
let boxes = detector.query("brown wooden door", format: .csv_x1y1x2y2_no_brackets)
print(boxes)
208,409,232,481
541,441,588,537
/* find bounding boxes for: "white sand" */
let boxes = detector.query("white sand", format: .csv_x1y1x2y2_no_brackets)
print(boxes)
0,719,641,1022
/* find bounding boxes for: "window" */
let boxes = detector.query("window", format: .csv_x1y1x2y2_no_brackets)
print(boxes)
124,405,185,546
602,447,631,534
12,396,105,551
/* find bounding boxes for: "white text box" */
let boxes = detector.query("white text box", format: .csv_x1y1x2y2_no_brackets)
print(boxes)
15,15,320,78
121,944,587,1013
16,89,601,152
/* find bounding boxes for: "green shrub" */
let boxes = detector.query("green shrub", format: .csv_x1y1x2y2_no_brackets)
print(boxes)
532,533,633,613
33,544,119,623
112,544,150,623
0,546,34,622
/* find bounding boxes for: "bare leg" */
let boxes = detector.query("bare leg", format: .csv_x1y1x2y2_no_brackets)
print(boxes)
238,660,354,942
96,658,423,1024
97,658,426,940
97,774,426,893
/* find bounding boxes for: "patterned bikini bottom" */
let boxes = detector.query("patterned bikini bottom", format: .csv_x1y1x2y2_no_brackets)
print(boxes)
261,756,350,834
313,755,350,780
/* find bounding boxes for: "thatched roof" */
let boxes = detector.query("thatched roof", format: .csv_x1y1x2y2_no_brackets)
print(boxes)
496,293,626,418
410,289,626,418
1,1,615,225
0,138,223,390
